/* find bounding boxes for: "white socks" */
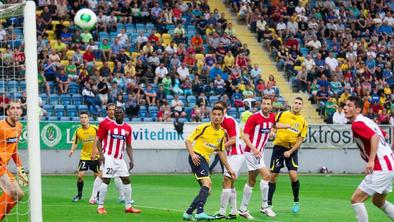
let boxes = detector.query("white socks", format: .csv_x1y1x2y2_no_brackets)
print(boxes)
352,203,368,222
260,180,269,208
114,177,125,200
230,188,237,215
123,183,133,209
90,177,102,201
219,189,232,215
240,184,253,212
380,201,394,220
98,183,108,208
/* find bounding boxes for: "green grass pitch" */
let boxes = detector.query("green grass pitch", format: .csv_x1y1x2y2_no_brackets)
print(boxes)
5,174,394,222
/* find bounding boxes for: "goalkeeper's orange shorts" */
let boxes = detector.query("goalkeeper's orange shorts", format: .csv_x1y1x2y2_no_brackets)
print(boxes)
0,165,15,182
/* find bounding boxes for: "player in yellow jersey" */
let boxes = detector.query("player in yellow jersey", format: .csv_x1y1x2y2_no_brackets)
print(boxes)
268,97,308,214
182,106,236,221
69,111,101,204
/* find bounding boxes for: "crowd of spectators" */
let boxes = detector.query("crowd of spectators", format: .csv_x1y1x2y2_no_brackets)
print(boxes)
230,0,394,125
0,0,288,122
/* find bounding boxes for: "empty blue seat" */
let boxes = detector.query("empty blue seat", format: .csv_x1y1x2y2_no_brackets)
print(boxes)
47,116,58,121
54,105,65,117
143,117,153,122
60,116,71,121
72,94,83,105
71,116,80,121
66,105,77,117
69,83,79,94
60,94,72,105
43,104,54,116
148,106,158,118
49,94,59,105
7,80,18,91
40,94,48,104
139,106,147,118
209,96,219,105
78,105,88,112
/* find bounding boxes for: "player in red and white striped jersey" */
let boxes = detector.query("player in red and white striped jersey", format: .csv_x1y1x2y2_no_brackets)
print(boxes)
239,97,289,219
96,106,141,215
91,103,127,205
213,101,244,219
344,96,394,222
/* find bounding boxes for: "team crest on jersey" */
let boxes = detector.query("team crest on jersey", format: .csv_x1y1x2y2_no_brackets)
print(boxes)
6,137,18,144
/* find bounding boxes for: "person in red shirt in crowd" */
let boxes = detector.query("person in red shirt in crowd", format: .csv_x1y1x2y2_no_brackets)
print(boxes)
148,30,159,45
183,53,196,69
191,33,204,53
235,53,249,69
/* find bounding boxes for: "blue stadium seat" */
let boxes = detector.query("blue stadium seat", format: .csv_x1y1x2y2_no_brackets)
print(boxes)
202,118,210,122
72,94,83,105
209,96,219,105
43,104,54,116
19,81,26,91
54,105,65,117
148,106,158,118
228,107,238,118
66,105,77,117
47,116,58,121
60,116,71,121
7,80,18,91
71,116,80,121
78,105,88,113
69,83,79,94
40,94,48,104
60,94,72,105
166,95,174,101
49,94,59,105
143,117,153,122
238,107,245,113
185,107,193,117
146,23,155,30
139,106,147,118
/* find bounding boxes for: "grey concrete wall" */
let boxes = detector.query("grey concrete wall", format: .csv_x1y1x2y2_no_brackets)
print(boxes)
16,148,365,174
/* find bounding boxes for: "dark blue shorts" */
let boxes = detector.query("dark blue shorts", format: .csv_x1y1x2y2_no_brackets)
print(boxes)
270,145,298,173
188,152,210,180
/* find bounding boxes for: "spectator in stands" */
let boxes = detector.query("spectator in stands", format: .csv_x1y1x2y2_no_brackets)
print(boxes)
295,66,308,92
144,84,157,107
97,76,109,105
115,94,125,109
82,82,101,116
332,103,347,124
171,94,186,117
56,69,70,94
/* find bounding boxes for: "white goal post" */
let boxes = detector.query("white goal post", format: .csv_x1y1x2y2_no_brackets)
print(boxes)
24,1,43,222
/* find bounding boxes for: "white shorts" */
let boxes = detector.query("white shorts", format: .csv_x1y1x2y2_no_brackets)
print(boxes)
245,152,266,171
224,155,245,178
359,171,394,195
102,155,129,178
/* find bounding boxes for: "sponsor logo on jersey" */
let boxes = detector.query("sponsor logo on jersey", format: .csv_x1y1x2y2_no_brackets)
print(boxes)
111,134,126,140
6,137,18,144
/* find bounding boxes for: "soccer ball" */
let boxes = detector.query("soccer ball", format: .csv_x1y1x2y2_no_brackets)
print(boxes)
74,8,97,30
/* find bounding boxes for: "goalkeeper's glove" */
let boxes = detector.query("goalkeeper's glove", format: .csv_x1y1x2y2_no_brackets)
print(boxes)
17,166,28,187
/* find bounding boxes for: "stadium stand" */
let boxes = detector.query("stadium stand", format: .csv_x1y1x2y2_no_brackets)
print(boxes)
227,0,394,124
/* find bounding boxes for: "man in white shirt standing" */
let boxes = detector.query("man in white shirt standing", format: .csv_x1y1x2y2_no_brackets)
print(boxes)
155,63,168,84
333,104,348,124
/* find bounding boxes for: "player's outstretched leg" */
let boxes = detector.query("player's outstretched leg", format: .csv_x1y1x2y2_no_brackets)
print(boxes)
351,188,369,222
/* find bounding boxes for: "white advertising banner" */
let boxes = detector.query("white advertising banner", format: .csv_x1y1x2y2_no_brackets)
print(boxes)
130,123,393,150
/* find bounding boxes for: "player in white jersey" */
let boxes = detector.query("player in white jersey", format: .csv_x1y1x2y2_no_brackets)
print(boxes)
213,101,244,219
344,96,394,222
96,106,141,214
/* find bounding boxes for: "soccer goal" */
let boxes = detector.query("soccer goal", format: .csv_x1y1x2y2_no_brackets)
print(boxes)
0,1,42,221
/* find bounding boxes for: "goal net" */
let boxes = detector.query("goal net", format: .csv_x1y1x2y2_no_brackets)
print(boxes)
0,1,42,222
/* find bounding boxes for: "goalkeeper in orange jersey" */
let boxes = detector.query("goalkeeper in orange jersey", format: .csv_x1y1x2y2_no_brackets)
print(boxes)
0,100,28,221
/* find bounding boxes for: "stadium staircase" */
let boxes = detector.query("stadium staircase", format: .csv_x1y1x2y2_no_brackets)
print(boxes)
208,0,324,124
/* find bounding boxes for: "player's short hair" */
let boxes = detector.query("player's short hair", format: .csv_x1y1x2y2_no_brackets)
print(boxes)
212,105,224,113
106,103,115,110
6,100,21,111
348,96,363,109
115,106,125,112
214,101,226,108
262,96,273,103
79,111,89,116
294,97,303,103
